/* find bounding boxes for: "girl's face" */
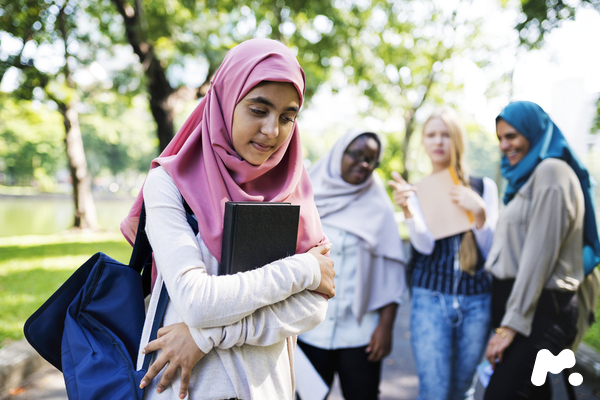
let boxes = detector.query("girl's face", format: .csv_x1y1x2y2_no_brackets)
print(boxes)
422,117,451,168
232,81,300,166
340,135,380,185
496,119,530,166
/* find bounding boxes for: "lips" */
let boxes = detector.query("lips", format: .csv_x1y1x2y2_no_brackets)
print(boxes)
251,141,274,152
506,150,519,160
351,168,367,179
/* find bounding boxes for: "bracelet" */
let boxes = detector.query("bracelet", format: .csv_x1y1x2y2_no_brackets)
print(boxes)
495,327,513,342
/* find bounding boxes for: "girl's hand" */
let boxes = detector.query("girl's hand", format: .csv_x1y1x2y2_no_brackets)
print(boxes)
366,302,397,362
140,323,206,399
366,323,393,362
449,185,486,228
308,244,335,299
388,171,417,218
485,326,517,370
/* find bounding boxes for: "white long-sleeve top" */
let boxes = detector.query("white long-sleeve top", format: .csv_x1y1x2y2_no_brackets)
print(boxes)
137,167,328,400
404,176,498,258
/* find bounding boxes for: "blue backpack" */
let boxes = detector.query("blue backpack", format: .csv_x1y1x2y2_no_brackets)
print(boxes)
24,205,198,399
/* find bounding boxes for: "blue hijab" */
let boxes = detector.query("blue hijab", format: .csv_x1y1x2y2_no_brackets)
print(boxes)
498,101,600,275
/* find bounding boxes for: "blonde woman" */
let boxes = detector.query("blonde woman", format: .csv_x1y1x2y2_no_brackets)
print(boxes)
389,108,498,400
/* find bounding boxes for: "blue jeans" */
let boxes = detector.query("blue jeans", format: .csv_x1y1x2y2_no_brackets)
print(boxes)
410,287,491,400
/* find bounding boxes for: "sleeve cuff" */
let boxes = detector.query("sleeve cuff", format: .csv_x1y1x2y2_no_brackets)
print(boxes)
299,252,321,291
189,327,220,354
500,311,532,337
473,218,490,234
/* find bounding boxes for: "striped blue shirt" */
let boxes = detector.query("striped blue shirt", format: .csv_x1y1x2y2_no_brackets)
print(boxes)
409,234,492,295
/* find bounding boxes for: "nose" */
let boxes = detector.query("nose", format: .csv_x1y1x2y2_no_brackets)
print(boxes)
261,116,279,139
499,138,510,152
357,160,370,169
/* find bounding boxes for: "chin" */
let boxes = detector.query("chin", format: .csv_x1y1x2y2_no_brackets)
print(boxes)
430,153,448,162
241,150,270,166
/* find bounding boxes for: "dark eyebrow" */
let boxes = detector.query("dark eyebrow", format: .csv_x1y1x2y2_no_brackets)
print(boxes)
247,96,299,113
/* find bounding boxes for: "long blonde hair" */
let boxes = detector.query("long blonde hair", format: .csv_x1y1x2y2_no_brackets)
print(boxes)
423,108,479,275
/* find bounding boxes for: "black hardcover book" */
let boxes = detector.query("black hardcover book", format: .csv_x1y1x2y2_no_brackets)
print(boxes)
219,202,300,276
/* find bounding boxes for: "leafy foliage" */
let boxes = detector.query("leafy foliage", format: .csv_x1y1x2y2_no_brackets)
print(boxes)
0,95,65,188
516,0,600,48
592,94,600,134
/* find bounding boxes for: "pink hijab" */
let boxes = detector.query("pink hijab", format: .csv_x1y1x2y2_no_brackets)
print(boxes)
120,39,327,262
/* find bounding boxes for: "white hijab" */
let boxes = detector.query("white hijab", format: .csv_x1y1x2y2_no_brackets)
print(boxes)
310,129,406,322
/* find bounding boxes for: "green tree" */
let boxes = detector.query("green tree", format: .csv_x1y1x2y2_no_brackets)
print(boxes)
84,0,352,151
515,0,600,48
324,0,503,181
0,0,98,229
0,95,66,189
79,91,157,182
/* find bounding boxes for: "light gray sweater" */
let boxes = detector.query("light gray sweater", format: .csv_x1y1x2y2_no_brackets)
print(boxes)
137,167,328,399
485,158,584,337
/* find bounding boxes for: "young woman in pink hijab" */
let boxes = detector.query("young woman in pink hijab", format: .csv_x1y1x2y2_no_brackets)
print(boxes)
120,39,335,400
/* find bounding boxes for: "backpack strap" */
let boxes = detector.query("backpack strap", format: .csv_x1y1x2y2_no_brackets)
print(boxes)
139,203,199,372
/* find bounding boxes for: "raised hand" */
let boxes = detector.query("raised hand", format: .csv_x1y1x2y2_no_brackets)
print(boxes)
307,244,335,299
388,171,417,218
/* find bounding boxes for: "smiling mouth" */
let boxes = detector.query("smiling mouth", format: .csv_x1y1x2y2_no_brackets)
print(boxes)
352,169,367,178
506,150,518,158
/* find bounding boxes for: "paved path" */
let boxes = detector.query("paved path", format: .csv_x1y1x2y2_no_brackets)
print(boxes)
4,293,600,399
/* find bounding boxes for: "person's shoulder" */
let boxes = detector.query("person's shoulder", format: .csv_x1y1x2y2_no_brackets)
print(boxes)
482,176,498,190
534,158,574,180
144,166,178,198
146,166,174,184
532,158,578,189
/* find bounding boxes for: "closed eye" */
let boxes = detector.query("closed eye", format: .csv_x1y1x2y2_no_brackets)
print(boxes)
250,108,266,116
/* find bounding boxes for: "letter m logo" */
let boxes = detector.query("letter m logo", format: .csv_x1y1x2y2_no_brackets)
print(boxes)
531,349,576,386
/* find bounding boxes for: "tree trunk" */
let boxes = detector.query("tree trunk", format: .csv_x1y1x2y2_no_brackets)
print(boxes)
401,108,416,181
60,102,98,229
57,1,97,230
112,0,177,152
147,57,176,152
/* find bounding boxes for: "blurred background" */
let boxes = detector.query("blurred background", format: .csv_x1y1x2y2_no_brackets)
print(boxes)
1,0,600,352
1,0,600,235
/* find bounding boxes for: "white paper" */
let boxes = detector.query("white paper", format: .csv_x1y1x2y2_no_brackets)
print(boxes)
294,346,329,400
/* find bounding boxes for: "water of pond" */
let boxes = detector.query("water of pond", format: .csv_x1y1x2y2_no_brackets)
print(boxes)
0,195,135,237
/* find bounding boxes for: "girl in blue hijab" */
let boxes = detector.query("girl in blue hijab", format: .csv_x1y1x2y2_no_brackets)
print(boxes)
500,101,600,272
483,101,598,399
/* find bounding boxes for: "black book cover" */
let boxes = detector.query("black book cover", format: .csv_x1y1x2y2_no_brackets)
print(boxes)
219,202,300,275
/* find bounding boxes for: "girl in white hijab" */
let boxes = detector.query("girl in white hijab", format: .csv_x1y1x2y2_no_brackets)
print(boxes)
298,129,406,400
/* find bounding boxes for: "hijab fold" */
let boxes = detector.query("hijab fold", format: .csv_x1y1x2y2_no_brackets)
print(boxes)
498,101,600,274
310,129,406,322
121,39,326,264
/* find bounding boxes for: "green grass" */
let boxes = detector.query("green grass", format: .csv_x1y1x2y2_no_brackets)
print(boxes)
582,297,600,351
0,231,132,347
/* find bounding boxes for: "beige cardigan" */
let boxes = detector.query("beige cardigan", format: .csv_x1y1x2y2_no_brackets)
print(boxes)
485,158,585,336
